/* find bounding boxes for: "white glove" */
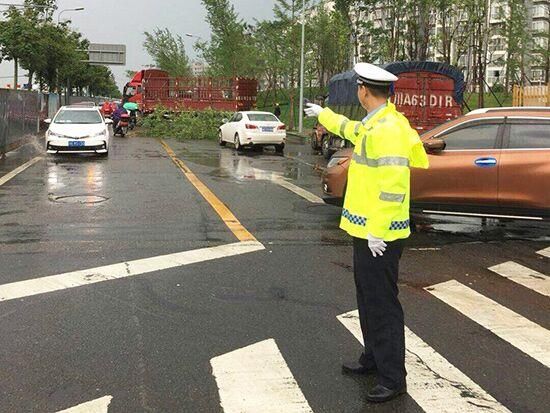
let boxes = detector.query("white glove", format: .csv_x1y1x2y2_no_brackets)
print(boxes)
304,102,323,118
367,234,387,258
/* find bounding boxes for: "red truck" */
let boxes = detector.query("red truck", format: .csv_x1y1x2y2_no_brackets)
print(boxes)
312,61,465,159
123,69,258,113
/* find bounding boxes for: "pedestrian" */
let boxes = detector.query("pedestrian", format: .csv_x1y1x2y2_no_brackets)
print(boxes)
274,103,281,118
305,63,429,403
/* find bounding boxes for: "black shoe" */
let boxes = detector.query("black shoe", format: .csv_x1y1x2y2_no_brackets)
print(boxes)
341,361,377,375
365,384,407,403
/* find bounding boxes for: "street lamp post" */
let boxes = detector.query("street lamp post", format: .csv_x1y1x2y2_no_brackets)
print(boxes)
298,0,306,134
57,7,84,24
185,33,204,41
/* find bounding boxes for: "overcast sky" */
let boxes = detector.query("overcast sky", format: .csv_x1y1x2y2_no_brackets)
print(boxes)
0,0,277,89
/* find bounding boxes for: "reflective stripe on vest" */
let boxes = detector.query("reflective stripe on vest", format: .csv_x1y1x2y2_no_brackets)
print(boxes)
379,192,406,203
352,153,410,167
339,119,349,137
342,209,410,230
351,131,410,168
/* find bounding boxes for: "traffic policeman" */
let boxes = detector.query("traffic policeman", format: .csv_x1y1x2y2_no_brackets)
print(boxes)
305,63,429,403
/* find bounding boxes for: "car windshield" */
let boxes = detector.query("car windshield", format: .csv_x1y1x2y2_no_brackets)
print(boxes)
54,110,102,124
247,113,278,122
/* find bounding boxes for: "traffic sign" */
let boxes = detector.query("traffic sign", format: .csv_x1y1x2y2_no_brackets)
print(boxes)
87,43,126,66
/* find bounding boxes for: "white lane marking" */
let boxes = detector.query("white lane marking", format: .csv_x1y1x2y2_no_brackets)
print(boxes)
250,167,324,204
229,164,324,204
337,311,510,413
0,241,264,303
426,280,550,368
489,261,550,297
537,247,550,258
211,338,313,413
57,395,112,413
0,156,42,187
285,154,326,171
272,177,324,204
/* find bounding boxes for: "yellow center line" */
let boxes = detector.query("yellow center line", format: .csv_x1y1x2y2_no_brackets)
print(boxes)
159,139,257,243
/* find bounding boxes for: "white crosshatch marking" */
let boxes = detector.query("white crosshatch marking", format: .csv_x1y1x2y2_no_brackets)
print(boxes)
211,339,313,413
338,310,511,413
489,261,550,297
426,280,550,368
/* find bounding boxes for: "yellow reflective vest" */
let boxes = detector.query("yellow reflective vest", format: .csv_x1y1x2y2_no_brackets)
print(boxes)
318,102,429,241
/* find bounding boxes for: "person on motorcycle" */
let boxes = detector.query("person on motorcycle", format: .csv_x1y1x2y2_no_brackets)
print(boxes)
101,101,113,118
123,101,139,129
112,103,128,132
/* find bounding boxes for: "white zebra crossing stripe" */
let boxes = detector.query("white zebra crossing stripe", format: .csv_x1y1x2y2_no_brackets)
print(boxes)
426,280,550,368
537,247,550,258
0,241,264,303
489,261,550,297
56,396,112,413
337,311,510,413
211,339,313,413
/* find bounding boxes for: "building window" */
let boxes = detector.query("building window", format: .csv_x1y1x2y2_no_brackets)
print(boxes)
531,4,549,19
530,69,544,82
532,20,549,33
490,2,506,20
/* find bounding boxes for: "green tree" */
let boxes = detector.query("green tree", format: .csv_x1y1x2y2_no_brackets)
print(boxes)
308,8,350,87
253,19,289,105
333,0,363,65
497,0,530,88
0,0,57,88
143,28,191,77
196,0,256,77
270,0,315,129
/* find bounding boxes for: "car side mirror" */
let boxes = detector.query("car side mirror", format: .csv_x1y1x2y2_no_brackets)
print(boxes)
105,118,113,124
222,118,229,124
424,138,446,153
44,118,51,124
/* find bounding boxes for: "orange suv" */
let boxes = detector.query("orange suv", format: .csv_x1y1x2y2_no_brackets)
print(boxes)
322,107,550,220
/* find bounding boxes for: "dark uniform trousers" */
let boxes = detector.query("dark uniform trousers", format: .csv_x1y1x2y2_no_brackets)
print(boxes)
353,237,406,389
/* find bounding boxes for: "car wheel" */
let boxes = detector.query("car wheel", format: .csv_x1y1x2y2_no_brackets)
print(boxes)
218,130,226,146
234,134,244,152
275,143,285,154
322,135,332,159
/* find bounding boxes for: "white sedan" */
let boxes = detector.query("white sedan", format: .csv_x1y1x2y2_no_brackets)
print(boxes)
219,111,286,153
45,106,112,156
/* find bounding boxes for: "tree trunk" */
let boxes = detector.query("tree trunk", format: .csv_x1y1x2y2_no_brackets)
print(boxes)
289,94,295,131
478,22,484,108
13,58,18,90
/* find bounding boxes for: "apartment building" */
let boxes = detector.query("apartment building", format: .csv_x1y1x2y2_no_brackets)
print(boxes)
350,0,549,88
191,61,208,77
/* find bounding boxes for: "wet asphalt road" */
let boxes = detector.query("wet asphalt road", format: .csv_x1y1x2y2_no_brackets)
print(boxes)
0,134,549,413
